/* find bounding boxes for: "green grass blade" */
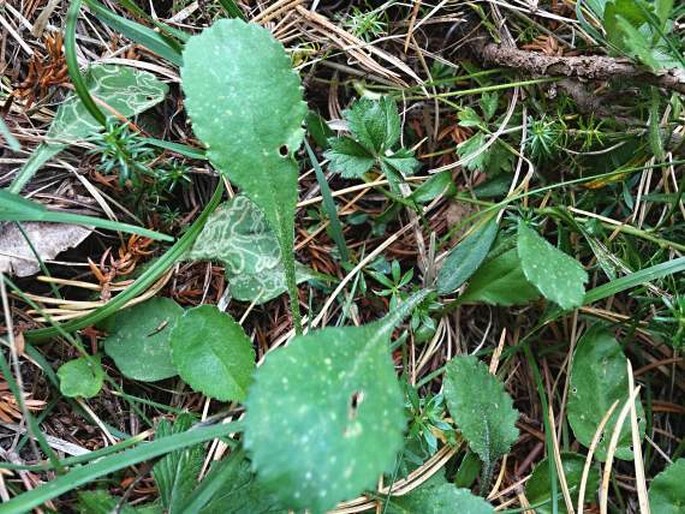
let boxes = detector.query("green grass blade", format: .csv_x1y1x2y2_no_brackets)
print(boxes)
0,190,173,242
24,183,223,342
84,0,184,66
65,0,107,127
0,118,20,151
0,420,242,514
304,139,349,263
583,257,685,305
217,0,246,19
143,137,207,160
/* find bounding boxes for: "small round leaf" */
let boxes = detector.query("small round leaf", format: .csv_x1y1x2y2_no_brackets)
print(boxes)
57,355,104,398
103,298,183,382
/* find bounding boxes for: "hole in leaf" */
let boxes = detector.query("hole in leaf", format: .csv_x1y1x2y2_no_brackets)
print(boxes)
571,387,578,394
348,390,364,420
278,144,289,157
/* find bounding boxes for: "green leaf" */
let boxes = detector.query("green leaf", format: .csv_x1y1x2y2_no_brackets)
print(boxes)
152,414,204,513
57,355,105,398
306,110,333,148
325,136,376,178
454,451,481,488
9,65,168,193
76,490,154,514
103,298,183,382
186,195,314,304
456,132,489,172
244,290,430,513
517,220,588,310
410,171,456,204
195,452,285,514
443,355,519,473
170,305,255,402
525,453,600,514
345,96,401,154
387,484,494,514
437,218,498,295
649,459,685,513
458,106,484,128
460,247,541,306
381,148,420,178
181,19,307,330
567,326,645,461
479,92,499,122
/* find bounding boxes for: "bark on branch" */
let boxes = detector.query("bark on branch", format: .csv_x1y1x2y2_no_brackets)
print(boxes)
476,42,685,94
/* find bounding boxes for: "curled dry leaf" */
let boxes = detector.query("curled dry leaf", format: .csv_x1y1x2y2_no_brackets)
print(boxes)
0,221,92,277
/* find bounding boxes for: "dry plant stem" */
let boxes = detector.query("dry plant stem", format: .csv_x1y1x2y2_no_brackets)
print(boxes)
599,386,642,514
476,41,685,94
0,275,41,462
548,405,575,514
577,400,619,514
627,361,650,514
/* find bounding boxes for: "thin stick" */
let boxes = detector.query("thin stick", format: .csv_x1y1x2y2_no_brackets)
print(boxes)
627,361,650,514
599,387,642,514
548,405,575,514
577,400,619,514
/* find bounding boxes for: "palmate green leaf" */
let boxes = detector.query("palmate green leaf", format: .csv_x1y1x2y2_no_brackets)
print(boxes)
244,290,431,514
567,326,645,461
456,132,488,172
57,355,105,398
525,453,600,514
152,413,204,513
103,298,183,382
181,19,307,328
170,305,255,402
345,96,401,154
9,65,168,193
186,195,315,304
517,220,588,310
381,148,420,178
649,459,685,513
326,136,376,178
437,217,498,295
460,247,541,306
443,356,519,474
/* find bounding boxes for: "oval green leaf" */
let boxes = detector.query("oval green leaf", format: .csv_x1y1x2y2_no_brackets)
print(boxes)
170,305,255,402
567,326,645,461
649,459,685,513
444,355,519,471
517,220,588,309
103,297,183,382
57,355,104,398
460,247,540,306
437,217,498,295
